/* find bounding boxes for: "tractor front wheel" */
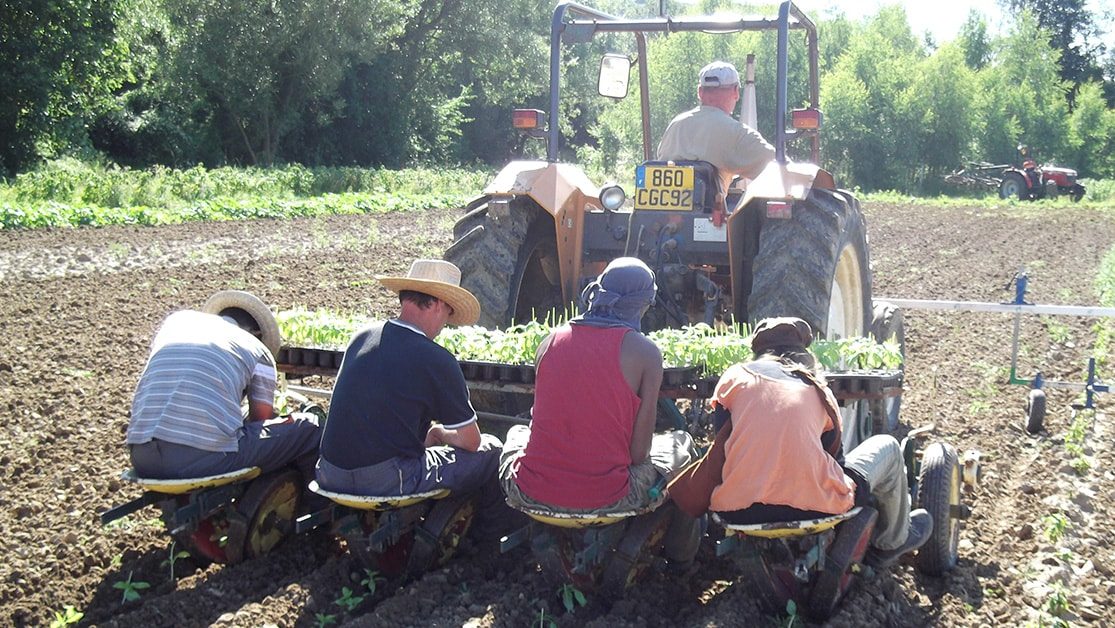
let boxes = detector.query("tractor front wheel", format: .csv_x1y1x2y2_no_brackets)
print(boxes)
999,173,1027,200
1071,184,1086,202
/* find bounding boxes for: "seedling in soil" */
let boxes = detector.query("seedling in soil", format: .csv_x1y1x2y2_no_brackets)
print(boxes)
49,605,83,627
160,541,191,581
113,570,150,604
777,599,800,627
333,586,365,612
558,583,587,614
536,606,557,628
1043,584,1071,617
314,613,338,627
360,569,385,595
1042,513,1071,543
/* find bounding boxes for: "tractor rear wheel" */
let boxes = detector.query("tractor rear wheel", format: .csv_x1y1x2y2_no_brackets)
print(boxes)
869,302,905,434
445,198,565,330
748,187,872,341
999,173,1026,200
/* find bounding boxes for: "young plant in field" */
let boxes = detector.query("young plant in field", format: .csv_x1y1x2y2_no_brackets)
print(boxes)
49,606,83,628
779,599,800,628
333,586,365,612
113,571,151,604
314,612,338,627
1042,513,1070,543
558,583,587,614
360,569,385,595
160,541,190,581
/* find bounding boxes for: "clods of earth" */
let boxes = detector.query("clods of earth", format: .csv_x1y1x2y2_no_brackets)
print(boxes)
1,203,1113,626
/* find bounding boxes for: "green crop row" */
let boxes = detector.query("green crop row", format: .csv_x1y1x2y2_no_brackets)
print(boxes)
275,309,902,375
0,159,490,229
1095,245,1115,375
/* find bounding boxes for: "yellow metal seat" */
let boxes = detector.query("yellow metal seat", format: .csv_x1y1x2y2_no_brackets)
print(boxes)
308,480,449,511
715,507,862,540
123,467,261,495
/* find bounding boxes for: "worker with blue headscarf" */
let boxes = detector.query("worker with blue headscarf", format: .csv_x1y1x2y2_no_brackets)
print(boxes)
498,257,702,568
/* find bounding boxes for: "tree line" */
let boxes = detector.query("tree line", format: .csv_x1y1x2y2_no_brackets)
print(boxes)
3,0,1114,193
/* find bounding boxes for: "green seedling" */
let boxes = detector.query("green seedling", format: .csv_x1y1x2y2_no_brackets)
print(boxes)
1043,583,1071,617
314,613,338,627
160,541,191,581
558,583,587,614
333,586,365,612
360,569,386,595
777,599,800,628
113,570,151,604
1042,513,1071,544
49,606,83,628
536,606,557,628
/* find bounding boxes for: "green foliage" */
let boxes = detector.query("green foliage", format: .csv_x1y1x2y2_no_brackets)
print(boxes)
49,606,84,628
778,599,800,628
314,613,338,627
113,571,151,604
1096,246,1115,376
333,586,365,612
1042,512,1070,543
558,583,588,614
160,541,191,581
360,569,386,596
0,161,489,229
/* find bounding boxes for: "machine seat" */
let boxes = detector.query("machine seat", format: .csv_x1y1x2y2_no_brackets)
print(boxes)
308,480,449,511
714,507,863,539
123,466,261,495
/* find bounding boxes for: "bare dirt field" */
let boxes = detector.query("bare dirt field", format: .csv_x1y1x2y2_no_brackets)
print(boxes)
1,201,1113,627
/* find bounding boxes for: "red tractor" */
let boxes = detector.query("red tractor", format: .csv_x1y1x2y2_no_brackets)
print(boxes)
998,145,1086,201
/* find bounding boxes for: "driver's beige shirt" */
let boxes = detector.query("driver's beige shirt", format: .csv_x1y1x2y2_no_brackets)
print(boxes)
657,105,775,194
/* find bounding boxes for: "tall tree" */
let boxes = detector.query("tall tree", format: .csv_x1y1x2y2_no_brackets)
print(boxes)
999,0,1106,97
957,10,992,70
0,0,133,174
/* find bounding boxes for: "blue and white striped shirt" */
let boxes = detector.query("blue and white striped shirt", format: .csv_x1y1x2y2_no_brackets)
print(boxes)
127,310,276,452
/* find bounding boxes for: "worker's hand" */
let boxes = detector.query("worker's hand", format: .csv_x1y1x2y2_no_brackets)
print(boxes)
425,425,446,447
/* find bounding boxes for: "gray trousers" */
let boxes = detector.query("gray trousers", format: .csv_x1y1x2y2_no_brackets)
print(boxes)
844,435,911,551
315,434,509,539
500,426,702,562
130,415,321,481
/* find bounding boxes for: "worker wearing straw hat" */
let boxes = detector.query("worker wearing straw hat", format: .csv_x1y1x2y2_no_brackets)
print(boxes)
317,260,507,533
127,290,321,481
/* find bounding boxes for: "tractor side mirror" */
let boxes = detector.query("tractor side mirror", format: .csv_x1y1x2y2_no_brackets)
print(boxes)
598,54,631,99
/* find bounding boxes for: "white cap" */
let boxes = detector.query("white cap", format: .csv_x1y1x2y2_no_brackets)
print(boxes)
698,61,740,88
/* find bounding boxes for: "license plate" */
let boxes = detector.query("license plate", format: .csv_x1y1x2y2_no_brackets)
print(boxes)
634,165,695,211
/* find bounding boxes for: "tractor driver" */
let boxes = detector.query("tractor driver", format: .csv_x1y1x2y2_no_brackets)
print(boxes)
499,257,703,568
657,61,775,198
669,317,932,568
315,259,510,539
127,291,321,481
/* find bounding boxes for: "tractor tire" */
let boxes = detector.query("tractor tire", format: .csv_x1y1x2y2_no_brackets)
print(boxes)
869,302,905,434
999,173,1026,200
444,198,565,330
1071,184,1086,202
748,187,872,341
1025,388,1046,434
915,443,962,576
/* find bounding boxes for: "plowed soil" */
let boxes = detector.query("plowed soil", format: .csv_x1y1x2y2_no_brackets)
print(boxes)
2,202,1113,627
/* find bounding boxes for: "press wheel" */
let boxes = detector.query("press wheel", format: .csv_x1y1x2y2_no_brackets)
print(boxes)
236,468,302,560
407,496,476,576
807,507,877,620
602,507,672,592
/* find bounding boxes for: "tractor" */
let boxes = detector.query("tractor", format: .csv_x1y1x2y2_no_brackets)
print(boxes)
444,1,894,449
998,144,1086,202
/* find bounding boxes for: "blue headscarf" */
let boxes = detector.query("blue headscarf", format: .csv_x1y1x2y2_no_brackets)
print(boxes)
572,257,657,331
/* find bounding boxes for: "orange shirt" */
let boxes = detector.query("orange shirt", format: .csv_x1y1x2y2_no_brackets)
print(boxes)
709,362,855,515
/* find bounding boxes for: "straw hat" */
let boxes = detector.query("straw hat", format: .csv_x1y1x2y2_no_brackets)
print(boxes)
202,290,282,358
377,260,480,326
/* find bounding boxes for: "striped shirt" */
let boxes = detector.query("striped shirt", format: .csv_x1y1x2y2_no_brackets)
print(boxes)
127,310,276,452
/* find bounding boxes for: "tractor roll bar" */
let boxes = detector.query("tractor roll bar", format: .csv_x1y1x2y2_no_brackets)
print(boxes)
547,1,820,164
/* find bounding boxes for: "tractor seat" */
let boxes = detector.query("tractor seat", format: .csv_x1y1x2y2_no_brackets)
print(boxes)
714,507,863,539
123,466,261,495
518,508,639,529
308,480,449,511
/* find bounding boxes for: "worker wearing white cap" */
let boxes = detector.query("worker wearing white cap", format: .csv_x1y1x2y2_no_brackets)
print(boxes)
657,60,775,196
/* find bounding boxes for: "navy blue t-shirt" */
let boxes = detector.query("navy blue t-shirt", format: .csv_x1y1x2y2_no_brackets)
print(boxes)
320,320,477,469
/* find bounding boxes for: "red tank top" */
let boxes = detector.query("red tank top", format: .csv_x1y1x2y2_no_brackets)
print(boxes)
514,325,641,509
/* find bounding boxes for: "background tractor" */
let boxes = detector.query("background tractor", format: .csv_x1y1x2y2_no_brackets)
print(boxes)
443,1,893,446
997,144,1086,201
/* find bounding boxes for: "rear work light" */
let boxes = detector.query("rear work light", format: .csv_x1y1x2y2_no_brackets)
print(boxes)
513,109,546,130
790,108,822,130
